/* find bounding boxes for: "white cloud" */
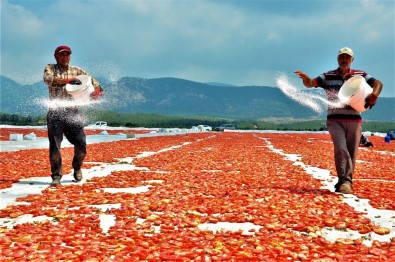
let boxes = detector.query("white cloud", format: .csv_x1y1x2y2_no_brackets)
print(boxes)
1,1,43,35
1,0,394,97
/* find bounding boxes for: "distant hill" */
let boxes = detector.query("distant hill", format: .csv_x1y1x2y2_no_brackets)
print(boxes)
0,75,394,122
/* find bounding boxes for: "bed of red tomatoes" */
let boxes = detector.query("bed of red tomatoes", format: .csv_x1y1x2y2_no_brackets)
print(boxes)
0,129,394,261
0,127,151,141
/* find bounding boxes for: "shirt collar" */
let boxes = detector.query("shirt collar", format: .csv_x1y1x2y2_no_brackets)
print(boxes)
336,68,354,78
56,63,69,71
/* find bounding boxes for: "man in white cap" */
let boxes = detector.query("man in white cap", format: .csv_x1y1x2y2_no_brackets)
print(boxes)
294,47,383,194
43,45,103,186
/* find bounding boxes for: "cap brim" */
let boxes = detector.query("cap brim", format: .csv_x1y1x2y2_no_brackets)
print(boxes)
338,52,353,56
57,49,71,53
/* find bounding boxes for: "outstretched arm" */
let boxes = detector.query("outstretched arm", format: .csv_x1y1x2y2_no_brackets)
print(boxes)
294,70,317,88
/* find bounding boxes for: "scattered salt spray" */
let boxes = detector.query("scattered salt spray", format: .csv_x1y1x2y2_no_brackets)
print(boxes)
34,98,102,124
275,73,344,114
36,98,101,109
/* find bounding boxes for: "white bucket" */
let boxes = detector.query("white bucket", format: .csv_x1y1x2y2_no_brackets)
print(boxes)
10,134,23,141
338,75,372,112
65,75,95,102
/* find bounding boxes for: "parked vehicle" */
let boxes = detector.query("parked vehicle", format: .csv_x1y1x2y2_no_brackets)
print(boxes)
214,124,236,131
198,125,212,131
319,123,327,131
90,121,107,127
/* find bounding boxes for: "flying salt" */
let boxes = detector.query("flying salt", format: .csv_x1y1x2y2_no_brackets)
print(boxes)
275,73,344,114
36,98,101,109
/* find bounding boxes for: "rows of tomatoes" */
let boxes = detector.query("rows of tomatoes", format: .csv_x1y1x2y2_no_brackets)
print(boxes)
0,127,152,141
0,130,394,261
0,130,195,189
263,133,395,210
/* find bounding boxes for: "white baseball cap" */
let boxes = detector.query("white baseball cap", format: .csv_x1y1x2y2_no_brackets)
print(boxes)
338,47,354,57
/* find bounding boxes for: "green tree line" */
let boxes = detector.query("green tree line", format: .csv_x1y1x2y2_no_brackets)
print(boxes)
0,113,46,126
1,111,394,133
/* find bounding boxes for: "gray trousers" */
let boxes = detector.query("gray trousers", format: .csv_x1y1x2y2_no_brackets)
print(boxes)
327,120,362,188
47,108,87,178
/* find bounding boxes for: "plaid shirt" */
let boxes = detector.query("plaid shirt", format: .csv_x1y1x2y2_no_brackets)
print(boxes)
43,64,101,100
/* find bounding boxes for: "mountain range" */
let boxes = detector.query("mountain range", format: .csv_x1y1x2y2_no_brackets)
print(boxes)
0,75,394,122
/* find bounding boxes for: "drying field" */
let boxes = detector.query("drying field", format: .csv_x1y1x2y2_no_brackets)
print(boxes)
0,127,152,141
0,129,394,261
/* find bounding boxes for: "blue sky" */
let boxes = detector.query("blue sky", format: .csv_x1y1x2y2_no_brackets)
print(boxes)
1,0,394,97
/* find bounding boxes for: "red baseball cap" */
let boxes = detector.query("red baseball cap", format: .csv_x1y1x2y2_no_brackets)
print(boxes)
54,45,72,54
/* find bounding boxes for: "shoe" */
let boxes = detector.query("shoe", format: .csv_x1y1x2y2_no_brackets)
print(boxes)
50,176,62,186
73,170,83,182
334,183,340,192
338,183,352,194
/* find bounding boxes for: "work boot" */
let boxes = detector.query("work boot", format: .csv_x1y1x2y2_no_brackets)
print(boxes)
50,175,62,186
73,170,83,182
338,182,352,194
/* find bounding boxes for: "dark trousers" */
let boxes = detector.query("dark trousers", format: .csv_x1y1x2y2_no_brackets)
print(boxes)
47,108,87,178
327,120,362,188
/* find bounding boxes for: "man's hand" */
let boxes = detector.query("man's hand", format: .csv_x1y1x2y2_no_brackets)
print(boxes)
364,93,378,109
66,78,82,85
294,70,309,79
294,70,314,87
90,89,103,100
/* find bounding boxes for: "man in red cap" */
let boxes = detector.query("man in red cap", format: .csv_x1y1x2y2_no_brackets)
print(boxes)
43,45,104,186
295,47,383,194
